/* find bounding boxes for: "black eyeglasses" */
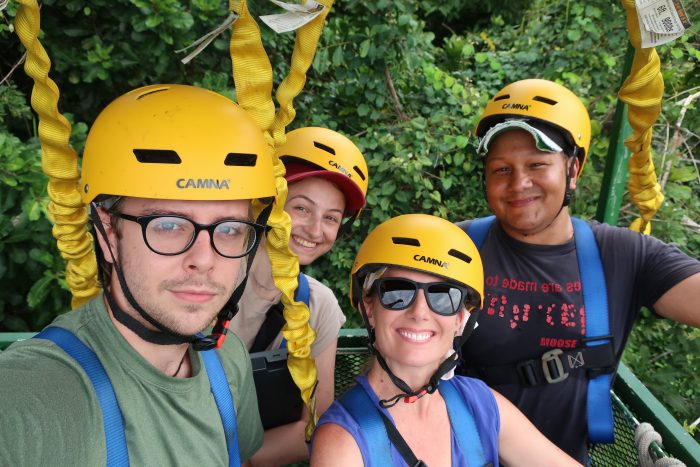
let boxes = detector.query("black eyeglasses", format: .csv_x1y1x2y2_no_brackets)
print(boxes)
373,278,475,316
113,213,264,258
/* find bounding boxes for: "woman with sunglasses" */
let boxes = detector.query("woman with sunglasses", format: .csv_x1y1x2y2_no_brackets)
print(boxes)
310,214,580,466
231,127,369,467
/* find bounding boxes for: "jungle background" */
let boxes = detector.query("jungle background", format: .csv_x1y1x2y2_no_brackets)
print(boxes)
1,0,699,440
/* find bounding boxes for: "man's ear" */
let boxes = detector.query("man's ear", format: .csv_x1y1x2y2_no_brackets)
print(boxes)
569,156,580,190
94,207,118,264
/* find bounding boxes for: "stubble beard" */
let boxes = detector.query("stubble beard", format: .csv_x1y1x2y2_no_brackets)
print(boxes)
116,249,246,336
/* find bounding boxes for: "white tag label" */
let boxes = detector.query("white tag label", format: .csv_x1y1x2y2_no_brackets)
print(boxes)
176,12,239,64
634,0,691,48
260,0,325,33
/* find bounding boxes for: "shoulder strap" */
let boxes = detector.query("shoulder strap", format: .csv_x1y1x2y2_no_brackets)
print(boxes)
279,272,310,350
249,302,286,353
251,272,310,351
572,217,614,443
200,349,242,467
295,272,310,306
439,379,488,467
37,328,242,467
35,327,130,467
338,384,394,466
465,216,496,249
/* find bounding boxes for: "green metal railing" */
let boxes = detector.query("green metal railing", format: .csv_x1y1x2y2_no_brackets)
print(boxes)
3,329,698,466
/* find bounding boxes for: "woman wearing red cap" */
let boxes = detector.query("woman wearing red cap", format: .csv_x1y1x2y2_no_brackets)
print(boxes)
232,127,369,466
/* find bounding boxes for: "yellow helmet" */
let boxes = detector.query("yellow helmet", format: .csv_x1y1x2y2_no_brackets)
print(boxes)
350,214,483,311
81,84,276,203
276,127,368,216
476,79,591,174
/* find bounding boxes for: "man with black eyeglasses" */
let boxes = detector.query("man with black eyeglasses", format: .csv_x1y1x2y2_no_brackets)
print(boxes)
0,84,276,466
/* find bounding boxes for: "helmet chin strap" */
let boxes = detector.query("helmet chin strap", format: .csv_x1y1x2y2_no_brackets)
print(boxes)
358,298,481,408
90,202,273,350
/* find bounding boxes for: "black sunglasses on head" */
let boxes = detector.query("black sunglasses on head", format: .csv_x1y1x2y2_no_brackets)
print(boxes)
373,277,474,316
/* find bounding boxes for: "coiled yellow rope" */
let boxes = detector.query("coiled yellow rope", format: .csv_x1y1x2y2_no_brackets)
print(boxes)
619,0,665,234
14,0,99,308
229,0,333,440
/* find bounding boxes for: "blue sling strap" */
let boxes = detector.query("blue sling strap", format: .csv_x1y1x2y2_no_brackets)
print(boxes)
279,272,310,350
339,380,487,466
296,272,310,305
36,327,241,466
465,215,496,250
200,347,242,466
571,217,613,443
439,379,487,466
338,384,394,466
35,327,130,467
465,216,614,442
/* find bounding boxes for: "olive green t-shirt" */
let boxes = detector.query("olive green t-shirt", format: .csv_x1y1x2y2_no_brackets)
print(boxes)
0,294,263,466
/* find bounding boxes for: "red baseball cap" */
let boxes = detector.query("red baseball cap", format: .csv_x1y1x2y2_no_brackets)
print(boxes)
284,162,366,216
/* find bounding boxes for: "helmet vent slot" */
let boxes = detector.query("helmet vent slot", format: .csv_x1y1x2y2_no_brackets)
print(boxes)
136,87,169,99
533,96,558,106
493,94,510,101
313,141,336,155
132,149,182,164
448,248,472,264
353,166,367,181
224,153,257,166
392,237,420,247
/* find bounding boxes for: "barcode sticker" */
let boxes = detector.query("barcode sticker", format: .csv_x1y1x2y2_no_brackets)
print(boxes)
634,0,691,48
260,0,325,33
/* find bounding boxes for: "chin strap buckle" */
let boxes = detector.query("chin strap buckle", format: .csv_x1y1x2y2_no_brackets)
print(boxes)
192,307,235,351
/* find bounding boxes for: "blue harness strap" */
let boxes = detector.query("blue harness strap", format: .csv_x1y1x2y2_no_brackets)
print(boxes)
280,272,310,350
338,385,393,466
571,217,613,443
36,328,242,466
465,215,496,249
439,379,487,466
339,381,487,466
466,216,615,442
200,348,242,466
35,327,130,467
295,272,310,305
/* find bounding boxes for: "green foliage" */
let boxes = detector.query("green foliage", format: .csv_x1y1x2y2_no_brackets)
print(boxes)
2,0,700,439
623,310,700,438
0,132,69,330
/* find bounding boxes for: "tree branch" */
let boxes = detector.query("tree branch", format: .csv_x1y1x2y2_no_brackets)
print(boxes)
384,65,409,122
0,52,27,87
660,90,700,190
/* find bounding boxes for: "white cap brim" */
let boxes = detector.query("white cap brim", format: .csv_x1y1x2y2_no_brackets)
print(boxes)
478,120,564,156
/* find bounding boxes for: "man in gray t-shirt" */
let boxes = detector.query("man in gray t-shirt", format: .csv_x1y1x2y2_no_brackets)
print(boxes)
456,78,700,463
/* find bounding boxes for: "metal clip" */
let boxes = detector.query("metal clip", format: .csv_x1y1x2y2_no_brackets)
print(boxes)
541,348,569,384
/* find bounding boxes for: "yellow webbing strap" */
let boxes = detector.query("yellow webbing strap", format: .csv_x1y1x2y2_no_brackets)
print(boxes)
229,0,333,440
272,0,333,440
14,0,100,308
271,0,334,142
618,0,665,234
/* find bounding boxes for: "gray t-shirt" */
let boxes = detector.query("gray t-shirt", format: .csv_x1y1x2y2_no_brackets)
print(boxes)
0,294,263,466
456,218,700,463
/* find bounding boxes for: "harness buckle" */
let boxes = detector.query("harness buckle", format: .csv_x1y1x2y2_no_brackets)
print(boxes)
515,359,540,387
541,348,569,384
